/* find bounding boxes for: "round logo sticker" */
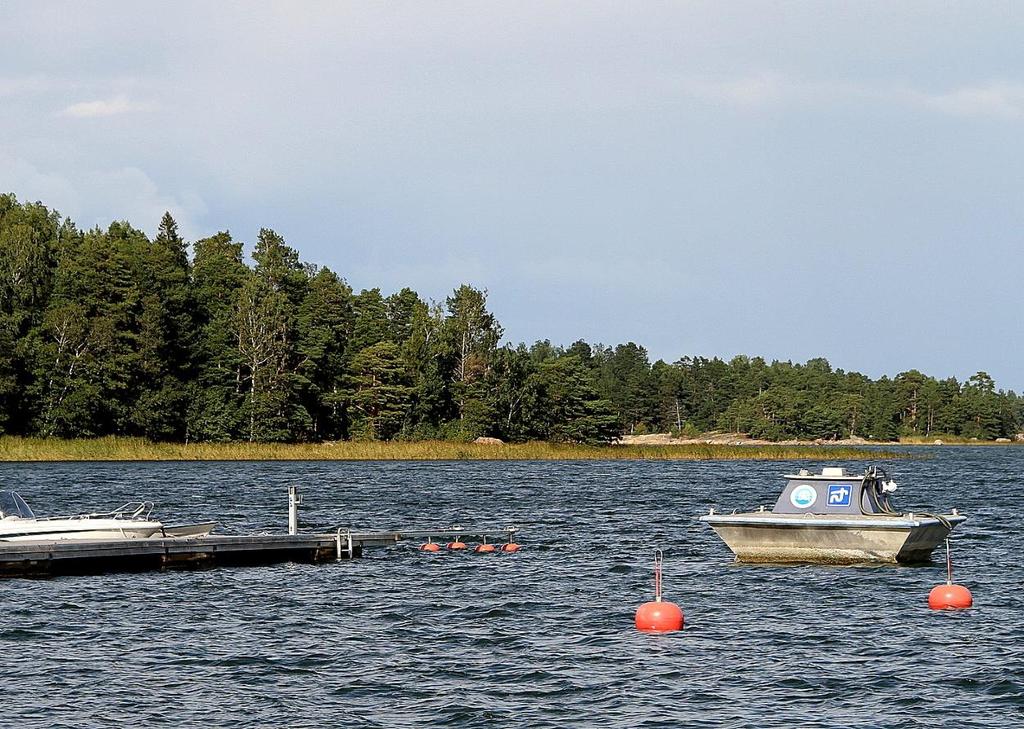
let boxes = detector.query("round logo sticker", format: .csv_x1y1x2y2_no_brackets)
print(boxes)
790,484,817,509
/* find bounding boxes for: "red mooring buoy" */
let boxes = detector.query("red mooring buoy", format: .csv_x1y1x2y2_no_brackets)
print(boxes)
635,550,684,632
420,540,441,552
475,540,496,553
447,539,467,551
501,542,521,553
929,538,973,610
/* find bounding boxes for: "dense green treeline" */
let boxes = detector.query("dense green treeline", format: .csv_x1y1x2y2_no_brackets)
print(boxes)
1,193,1021,444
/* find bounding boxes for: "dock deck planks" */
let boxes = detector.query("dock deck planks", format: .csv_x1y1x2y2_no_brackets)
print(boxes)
0,527,519,578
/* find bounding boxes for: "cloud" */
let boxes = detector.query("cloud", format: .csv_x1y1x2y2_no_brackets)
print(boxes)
675,72,1024,121
0,75,53,98
0,152,80,211
679,72,789,107
918,82,1024,120
82,166,207,241
61,95,156,118
0,150,207,242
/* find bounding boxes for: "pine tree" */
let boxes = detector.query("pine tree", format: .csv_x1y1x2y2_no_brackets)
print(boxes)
348,341,414,440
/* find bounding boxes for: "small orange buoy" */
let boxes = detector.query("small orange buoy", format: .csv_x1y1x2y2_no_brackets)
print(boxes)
635,550,684,632
420,541,441,552
501,543,521,553
447,539,467,550
929,538,973,610
475,543,496,553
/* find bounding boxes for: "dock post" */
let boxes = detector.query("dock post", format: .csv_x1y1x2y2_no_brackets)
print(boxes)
288,486,301,535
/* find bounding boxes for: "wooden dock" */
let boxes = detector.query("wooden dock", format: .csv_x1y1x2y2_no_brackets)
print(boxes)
0,527,520,578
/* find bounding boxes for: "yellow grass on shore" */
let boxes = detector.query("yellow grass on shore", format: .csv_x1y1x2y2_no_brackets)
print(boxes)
898,434,1021,445
0,436,899,462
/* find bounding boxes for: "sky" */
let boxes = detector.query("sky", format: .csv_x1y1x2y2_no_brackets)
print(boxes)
1,1,1022,390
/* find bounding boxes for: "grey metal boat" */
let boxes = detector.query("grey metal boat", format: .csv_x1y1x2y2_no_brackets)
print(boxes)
699,466,966,564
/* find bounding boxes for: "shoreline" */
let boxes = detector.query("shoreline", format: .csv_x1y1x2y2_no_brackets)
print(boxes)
617,432,1024,447
0,436,900,463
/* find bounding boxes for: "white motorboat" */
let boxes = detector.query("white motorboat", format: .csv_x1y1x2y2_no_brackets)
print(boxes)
0,490,213,542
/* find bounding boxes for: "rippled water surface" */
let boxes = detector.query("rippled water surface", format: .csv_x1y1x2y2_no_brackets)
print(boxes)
2,448,1022,728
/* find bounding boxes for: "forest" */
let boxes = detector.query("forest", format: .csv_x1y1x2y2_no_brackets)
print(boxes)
1,193,1022,444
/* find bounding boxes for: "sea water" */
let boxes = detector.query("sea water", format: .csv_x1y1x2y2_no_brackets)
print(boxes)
1,448,1021,727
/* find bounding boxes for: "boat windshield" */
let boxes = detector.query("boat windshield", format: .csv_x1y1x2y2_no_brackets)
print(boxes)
0,490,34,519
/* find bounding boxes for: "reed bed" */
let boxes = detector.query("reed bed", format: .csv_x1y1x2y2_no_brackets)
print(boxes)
0,436,898,462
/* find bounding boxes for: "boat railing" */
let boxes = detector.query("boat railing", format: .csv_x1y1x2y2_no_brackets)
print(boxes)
37,501,156,522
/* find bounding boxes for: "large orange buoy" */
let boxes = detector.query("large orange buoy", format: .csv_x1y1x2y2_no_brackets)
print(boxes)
447,539,467,551
475,542,496,553
929,583,973,610
635,599,684,632
635,550,684,632
929,539,973,610
501,542,521,553
420,541,441,552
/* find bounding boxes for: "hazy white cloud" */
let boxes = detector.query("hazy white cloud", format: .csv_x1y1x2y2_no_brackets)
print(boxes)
677,72,1024,122
0,152,80,211
0,150,206,241
679,72,790,107
919,82,1024,120
0,75,54,98
61,95,156,118
81,166,207,240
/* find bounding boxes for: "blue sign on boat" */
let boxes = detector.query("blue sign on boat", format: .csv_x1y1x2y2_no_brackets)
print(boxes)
827,484,852,507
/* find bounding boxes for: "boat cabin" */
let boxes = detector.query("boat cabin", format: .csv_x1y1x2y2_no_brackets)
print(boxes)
773,467,897,515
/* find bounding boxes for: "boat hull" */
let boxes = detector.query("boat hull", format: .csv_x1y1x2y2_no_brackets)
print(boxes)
700,513,966,564
161,522,216,538
0,519,165,542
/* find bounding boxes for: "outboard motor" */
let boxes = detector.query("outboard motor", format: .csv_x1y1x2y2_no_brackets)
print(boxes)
861,466,901,515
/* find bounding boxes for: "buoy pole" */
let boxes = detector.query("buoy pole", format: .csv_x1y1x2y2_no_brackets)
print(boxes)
945,538,953,585
654,550,663,601
928,537,973,610
502,530,521,552
635,549,684,632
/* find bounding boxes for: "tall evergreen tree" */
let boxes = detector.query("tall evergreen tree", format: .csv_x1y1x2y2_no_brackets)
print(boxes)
349,288,389,355
296,268,354,439
189,232,249,441
348,341,414,440
0,195,67,433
